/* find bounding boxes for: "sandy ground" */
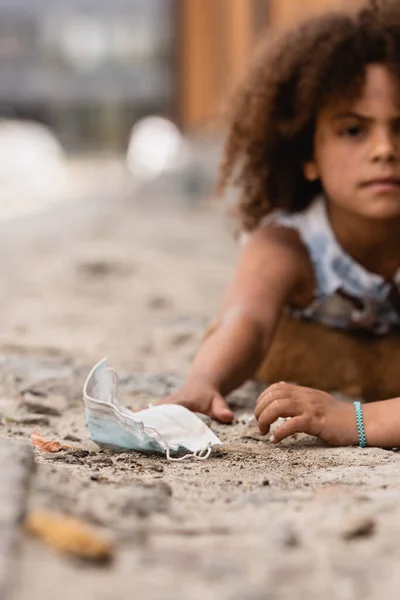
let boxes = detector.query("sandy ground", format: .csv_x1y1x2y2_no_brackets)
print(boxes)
0,167,400,599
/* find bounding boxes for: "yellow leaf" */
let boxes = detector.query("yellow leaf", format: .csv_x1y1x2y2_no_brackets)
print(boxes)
26,511,113,563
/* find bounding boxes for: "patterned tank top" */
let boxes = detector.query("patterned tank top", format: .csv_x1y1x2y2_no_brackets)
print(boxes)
264,196,400,335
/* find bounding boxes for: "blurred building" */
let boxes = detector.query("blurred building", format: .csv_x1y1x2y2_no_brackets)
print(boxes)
0,0,365,152
0,0,174,151
179,0,366,130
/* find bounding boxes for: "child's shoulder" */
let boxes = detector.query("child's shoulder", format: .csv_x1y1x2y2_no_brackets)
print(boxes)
247,220,305,251
235,218,315,309
240,216,313,277
242,197,326,256
241,198,322,252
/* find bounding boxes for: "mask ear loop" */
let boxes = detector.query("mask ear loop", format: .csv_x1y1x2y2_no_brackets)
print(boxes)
140,425,213,461
137,407,214,461
166,445,212,461
83,361,118,406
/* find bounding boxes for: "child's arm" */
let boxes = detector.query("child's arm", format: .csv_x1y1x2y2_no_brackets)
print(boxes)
163,227,314,422
255,382,400,448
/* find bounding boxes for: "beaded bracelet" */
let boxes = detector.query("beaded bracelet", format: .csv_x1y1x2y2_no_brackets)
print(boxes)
353,401,367,448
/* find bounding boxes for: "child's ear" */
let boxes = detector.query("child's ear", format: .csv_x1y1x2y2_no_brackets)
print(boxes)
303,161,319,182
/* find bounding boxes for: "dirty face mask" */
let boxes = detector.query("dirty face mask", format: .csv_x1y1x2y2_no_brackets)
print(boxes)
83,359,222,461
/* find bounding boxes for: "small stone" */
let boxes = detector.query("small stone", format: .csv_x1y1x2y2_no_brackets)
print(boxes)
65,457,85,466
77,259,129,278
21,400,61,417
342,515,376,540
170,332,194,347
116,456,127,463
64,434,81,443
69,449,89,459
262,479,270,486
147,465,164,473
90,472,105,482
270,523,300,548
148,295,171,310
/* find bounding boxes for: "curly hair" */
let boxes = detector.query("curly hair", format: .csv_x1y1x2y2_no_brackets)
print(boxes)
217,0,400,230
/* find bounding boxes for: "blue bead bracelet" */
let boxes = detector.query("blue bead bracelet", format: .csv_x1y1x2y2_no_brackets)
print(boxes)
354,401,367,448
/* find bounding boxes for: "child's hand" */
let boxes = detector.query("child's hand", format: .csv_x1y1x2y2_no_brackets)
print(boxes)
254,383,358,446
161,377,234,423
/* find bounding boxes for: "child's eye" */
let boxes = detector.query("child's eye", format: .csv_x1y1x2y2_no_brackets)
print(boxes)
340,125,363,138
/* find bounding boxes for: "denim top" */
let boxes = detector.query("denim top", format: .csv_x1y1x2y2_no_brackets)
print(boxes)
267,197,400,335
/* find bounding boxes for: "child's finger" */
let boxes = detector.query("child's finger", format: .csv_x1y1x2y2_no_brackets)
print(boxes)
257,398,299,435
210,394,234,423
270,416,305,443
254,384,295,419
255,382,293,406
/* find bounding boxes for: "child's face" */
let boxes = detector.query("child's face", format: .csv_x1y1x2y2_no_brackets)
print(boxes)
304,64,400,220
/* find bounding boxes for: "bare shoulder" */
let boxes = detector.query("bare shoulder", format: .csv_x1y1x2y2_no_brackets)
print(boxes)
234,224,315,309
243,224,312,271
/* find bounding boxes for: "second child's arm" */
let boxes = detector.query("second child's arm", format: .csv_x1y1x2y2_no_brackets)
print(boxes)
162,227,314,421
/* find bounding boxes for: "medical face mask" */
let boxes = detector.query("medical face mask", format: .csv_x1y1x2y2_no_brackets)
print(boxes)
83,359,222,461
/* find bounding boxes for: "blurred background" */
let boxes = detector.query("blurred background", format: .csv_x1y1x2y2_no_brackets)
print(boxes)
0,0,365,207
0,0,367,369
0,0,363,147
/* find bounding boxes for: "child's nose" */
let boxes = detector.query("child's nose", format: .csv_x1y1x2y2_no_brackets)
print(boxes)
370,129,398,163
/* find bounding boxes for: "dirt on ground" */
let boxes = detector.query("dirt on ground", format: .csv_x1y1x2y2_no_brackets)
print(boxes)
0,177,400,600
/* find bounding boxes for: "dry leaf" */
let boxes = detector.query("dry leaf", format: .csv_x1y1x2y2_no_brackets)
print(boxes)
26,511,113,563
31,431,62,453
31,431,80,453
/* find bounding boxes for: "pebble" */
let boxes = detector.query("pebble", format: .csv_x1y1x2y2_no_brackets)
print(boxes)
64,434,81,443
341,515,376,540
69,450,90,459
147,465,164,473
270,523,300,548
21,401,61,417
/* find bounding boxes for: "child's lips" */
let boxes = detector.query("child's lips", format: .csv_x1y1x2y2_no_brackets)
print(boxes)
361,177,400,191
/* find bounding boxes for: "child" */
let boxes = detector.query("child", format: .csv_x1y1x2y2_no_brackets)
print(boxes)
163,0,400,448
